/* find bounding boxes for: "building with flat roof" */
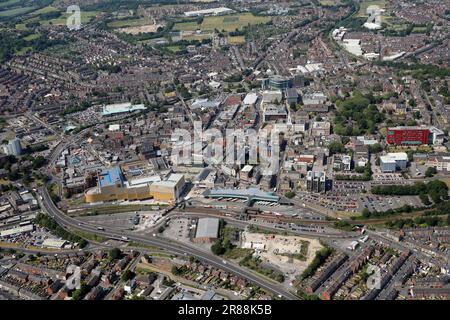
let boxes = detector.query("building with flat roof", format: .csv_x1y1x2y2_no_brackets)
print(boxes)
184,7,235,17
194,218,220,243
386,126,431,146
312,121,331,137
102,102,146,116
262,90,282,104
263,104,287,122
380,153,408,173
302,92,327,105
285,88,299,105
0,224,34,238
261,75,293,90
149,174,185,202
429,126,445,145
426,156,450,172
42,238,68,249
333,154,352,171
203,187,279,204
243,93,258,106
85,167,185,203
2,138,22,156
98,166,124,188
190,98,221,110
306,171,326,193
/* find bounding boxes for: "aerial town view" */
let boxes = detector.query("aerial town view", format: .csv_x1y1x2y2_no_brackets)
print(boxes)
0,0,449,306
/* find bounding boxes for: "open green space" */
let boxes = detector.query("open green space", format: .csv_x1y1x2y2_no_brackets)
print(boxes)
173,13,270,33
356,0,386,18
73,230,108,243
107,17,154,28
41,11,99,26
23,33,41,41
32,5,58,15
0,6,35,17
228,35,246,44
0,0,21,9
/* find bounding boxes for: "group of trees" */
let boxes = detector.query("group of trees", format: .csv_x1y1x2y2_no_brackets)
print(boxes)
171,265,189,277
376,61,450,81
239,254,285,283
299,246,333,280
177,84,191,100
284,191,296,199
0,152,47,184
424,200,450,218
59,101,92,116
224,73,243,83
210,219,232,255
371,180,448,204
333,91,385,136
71,283,90,300
0,29,69,63
121,269,135,281
361,204,418,219
328,141,346,155
335,163,372,181
34,213,88,248
425,167,438,178
109,248,122,260
369,143,383,154
47,183,61,203
386,214,450,230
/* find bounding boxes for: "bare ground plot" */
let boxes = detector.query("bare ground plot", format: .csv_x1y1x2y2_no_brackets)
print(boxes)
118,24,163,34
241,232,323,281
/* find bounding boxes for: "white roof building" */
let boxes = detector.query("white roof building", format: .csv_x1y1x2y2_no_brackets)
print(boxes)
243,93,258,105
42,238,68,249
195,218,220,239
184,7,235,17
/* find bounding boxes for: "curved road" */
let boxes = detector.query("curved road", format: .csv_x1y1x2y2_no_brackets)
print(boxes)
37,186,299,300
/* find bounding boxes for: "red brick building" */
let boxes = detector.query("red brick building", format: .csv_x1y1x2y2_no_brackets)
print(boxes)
386,127,430,145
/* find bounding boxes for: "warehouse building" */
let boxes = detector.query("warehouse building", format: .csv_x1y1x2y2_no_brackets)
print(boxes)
193,218,220,244
102,102,146,116
184,7,235,17
85,167,185,204
203,187,280,204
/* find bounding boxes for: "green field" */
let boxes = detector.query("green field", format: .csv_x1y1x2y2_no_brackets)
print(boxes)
181,33,212,41
356,0,386,17
173,13,271,32
33,5,59,15
108,17,154,28
15,23,27,30
23,33,41,41
165,45,183,53
42,11,99,26
13,7,98,30
0,6,35,17
412,26,428,33
0,0,20,9
228,35,246,44
320,0,344,6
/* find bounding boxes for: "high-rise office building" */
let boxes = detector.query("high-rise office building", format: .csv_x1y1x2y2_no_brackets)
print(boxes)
2,138,22,156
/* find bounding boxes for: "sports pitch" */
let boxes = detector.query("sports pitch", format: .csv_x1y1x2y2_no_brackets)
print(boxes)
173,12,270,32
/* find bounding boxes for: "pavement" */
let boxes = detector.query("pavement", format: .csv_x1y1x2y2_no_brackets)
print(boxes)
37,186,299,300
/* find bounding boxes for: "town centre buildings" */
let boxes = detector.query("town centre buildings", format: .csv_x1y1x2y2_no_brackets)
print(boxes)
85,167,185,203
